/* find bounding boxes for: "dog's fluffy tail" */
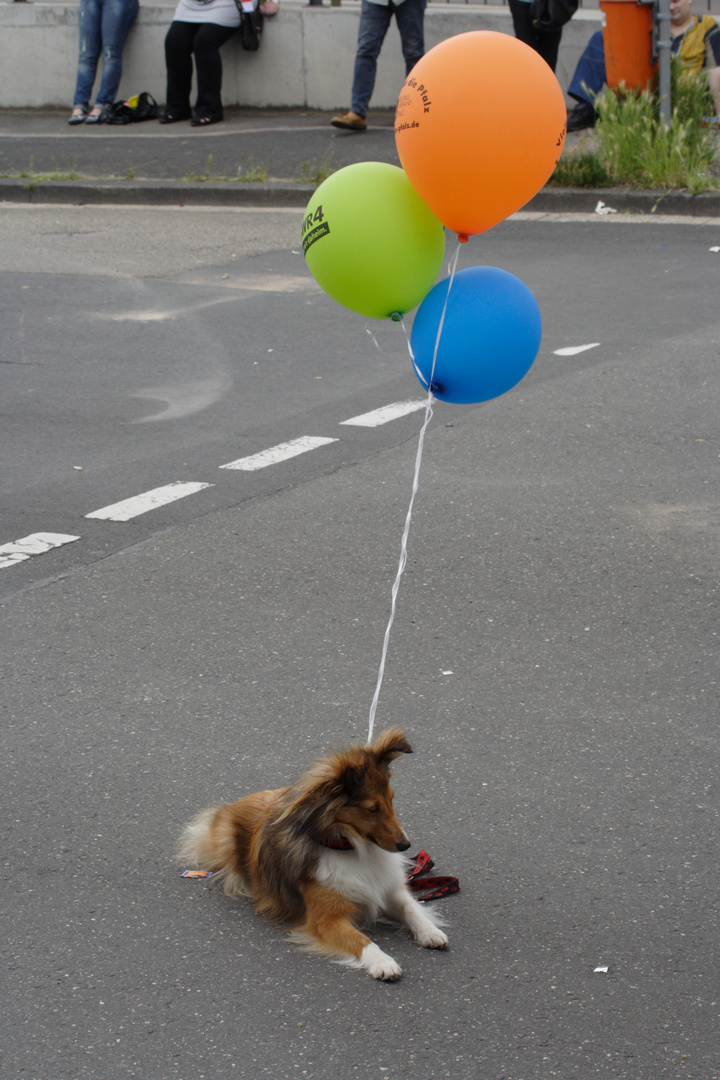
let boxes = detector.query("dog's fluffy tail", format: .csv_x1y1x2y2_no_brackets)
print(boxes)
177,805,250,898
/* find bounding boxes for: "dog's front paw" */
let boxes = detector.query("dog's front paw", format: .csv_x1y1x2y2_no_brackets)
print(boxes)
416,926,449,949
361,942,402,981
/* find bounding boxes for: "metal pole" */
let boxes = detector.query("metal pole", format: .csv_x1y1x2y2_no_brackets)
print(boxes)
654,0,673,126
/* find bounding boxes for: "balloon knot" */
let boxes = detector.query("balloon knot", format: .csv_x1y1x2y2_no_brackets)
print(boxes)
457,233,469,244
390,312,403,322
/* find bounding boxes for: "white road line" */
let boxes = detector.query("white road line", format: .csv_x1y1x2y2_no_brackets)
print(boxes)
340,400,427,427
554,343,601,356
0,532,80,570
219,436,338,471
85,481,212,522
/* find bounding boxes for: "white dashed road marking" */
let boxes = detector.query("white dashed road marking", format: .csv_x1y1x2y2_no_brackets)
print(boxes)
553,343,601,356
340,401,426,427
219,436,338,471
85,481,213,522
0,532,80,570
5,371,592,568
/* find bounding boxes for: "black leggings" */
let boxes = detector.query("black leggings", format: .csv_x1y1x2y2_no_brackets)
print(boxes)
164,20,237,121
507,0,562,72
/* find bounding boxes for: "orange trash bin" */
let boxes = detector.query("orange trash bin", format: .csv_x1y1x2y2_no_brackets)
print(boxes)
599,0,656,91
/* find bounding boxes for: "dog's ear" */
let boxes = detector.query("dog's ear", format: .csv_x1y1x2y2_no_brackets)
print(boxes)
338,763,367,799
279,761,367,833
373,727,413,768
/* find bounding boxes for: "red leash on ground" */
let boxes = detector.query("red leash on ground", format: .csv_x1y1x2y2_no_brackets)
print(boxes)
406,850,459,902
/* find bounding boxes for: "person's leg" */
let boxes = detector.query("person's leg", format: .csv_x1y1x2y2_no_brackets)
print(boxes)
566,29,605,131
534,25,562,72
93,0,139,106
508,0,561,71
394,0,425,76
350,0,393,117
73,0,103,108
191,22,237,122
507,0,538,51
568,30,606,106
164,21,197,120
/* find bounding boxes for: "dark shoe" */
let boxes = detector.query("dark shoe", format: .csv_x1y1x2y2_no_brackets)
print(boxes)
159,111,191,124
566,102,596,133
190,113,222,127
68,107,87,126
330,110,367,132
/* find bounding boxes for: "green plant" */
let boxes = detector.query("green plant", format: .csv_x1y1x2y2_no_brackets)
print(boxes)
183,155,215,182
551,61,719,192
236,163,268,182
298,154,335,185
548,147,613,188
593,61,719,191
16,155,81,182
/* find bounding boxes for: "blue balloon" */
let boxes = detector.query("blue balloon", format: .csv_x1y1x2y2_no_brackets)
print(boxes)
410,266,542,404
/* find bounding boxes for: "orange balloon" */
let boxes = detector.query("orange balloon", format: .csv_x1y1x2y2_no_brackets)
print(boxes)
395,32,567,239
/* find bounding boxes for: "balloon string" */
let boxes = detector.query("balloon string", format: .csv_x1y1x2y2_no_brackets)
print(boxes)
366,239,463,746
364,324,382,352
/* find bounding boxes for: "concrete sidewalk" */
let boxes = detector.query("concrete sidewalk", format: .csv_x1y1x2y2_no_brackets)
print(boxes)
1,105,720,215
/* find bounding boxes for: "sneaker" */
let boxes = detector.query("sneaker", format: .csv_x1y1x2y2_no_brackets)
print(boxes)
331,110,367,132
566,102,596,133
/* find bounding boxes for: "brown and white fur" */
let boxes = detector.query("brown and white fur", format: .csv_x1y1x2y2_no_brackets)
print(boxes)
178,728,448,980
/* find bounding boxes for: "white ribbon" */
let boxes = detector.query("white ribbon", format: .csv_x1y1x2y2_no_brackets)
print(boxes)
367,241,462,745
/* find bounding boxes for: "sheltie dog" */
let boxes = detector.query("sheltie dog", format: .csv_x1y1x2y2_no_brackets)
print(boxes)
178,727,448,980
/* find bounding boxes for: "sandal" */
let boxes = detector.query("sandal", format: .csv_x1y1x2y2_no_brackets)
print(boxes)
190,114,222,127
159,111,191,125
68,107,87,126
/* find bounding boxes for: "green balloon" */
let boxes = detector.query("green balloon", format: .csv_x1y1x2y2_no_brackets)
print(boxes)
302,162,446,320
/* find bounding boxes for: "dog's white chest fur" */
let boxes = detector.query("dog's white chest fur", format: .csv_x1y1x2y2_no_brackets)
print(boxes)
315,844,407,917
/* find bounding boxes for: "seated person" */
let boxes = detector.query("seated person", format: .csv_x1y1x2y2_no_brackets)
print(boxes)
567,0,720,131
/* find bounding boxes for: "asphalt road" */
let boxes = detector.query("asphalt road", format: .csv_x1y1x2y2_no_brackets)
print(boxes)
2,206,719,1080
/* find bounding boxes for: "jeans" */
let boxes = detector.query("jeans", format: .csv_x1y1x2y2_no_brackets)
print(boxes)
351,0,426,118
164,21,238,122
507,0,562,73
73,0,139,108
568,30,606,106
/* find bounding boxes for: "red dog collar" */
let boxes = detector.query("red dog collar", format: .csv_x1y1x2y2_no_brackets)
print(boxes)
315,835,354,850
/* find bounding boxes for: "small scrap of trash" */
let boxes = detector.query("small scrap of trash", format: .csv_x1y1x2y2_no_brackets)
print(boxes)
181,870,212,879
594,965,610,973
710,247,720,253
594,201,617,216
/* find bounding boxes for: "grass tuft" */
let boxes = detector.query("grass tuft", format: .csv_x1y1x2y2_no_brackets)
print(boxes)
551,60,719,192
298,153,335,185
14,154,82,182
550,148,613,188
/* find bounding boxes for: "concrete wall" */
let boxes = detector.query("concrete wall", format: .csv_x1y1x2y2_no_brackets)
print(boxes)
0,1,602,110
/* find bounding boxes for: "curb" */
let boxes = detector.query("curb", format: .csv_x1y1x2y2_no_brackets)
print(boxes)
0,178,316,207
1,177,719,215
528,186,720,217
